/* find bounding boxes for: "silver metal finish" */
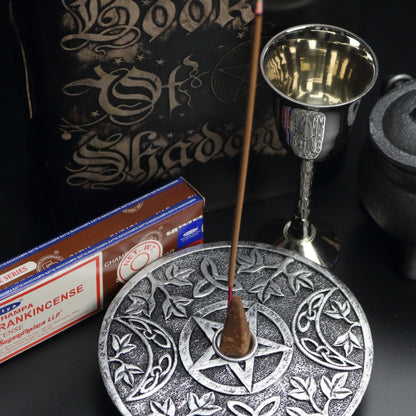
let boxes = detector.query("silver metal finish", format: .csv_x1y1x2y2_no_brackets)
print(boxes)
260,24,378,267
289,109,326,160
213,330,258,363
99,242,373,416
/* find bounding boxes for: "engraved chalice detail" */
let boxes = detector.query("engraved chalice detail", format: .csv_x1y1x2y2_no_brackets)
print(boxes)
260,24,378,267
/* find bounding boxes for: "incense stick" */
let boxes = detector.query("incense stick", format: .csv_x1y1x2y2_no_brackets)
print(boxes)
227,0,263,306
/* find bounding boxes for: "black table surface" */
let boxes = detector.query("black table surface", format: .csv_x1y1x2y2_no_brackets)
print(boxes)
1,1,416,415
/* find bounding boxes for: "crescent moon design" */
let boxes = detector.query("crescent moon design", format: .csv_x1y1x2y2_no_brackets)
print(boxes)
292,287,361,370
114,316,178,402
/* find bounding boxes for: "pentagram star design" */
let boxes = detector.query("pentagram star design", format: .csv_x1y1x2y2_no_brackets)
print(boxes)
100,244,372,416
185,303,292,394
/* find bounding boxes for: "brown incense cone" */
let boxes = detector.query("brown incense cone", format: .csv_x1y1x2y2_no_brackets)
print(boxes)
219,296,251,357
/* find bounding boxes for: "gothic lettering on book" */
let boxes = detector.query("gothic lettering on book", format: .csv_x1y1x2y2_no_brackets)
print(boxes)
56,0,282,190
60,0,255,55
61,56,201,126
64,116,280,189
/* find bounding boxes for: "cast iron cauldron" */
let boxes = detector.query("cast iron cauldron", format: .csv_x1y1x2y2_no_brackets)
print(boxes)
359,74,416,279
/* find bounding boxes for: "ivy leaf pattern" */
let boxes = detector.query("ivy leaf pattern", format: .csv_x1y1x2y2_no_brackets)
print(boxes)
249,279,284,302
123,266,196,320
238,250,314,300
111,333,136,357
228,396,280,416
286,269,314,295
148,398,176,416
114,362,144,387
101,247,368,415
126,292,153,316
320,373,353,400
237,249,266,273
165,263,193,287
289,376,317,401
325,300,351,320
162,294,193,319
187,392,222,415
334,330,362,356
288,373,353,415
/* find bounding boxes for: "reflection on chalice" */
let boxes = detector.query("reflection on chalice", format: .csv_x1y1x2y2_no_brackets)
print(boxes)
260,24,378,267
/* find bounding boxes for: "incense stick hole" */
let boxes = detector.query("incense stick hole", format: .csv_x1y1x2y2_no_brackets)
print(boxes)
212,329,258,362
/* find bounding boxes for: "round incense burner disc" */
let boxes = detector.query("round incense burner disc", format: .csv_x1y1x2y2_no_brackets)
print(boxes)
98,242,372,416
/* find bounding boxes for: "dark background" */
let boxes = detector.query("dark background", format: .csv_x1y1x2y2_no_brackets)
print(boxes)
1,1,416,415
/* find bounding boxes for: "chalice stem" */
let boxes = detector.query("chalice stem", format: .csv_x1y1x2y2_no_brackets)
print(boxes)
289,159,314,240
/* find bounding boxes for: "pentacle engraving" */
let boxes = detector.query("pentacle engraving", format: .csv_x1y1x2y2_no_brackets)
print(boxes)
292,288,363,370
211,41,253,105
99,242,372,416
51,0,284,195
180,301,293,395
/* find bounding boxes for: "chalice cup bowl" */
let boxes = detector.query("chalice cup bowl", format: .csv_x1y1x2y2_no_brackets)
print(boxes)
260,24,378,268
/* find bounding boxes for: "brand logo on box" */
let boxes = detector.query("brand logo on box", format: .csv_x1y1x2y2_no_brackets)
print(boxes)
117,240,163,283
0,302,21,316
177,217,203,249
37,253,65,271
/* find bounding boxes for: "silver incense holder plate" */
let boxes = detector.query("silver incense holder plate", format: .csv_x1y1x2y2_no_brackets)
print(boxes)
98,242,372,416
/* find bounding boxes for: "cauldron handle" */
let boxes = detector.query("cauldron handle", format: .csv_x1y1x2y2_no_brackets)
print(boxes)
381,73,413,95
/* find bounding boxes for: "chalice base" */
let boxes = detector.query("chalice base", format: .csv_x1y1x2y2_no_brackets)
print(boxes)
259,218,340,268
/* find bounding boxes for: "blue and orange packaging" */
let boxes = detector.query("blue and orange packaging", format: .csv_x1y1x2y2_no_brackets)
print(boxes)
0,177,204,363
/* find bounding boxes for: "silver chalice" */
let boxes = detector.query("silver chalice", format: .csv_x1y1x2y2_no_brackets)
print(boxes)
260,23,378,268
